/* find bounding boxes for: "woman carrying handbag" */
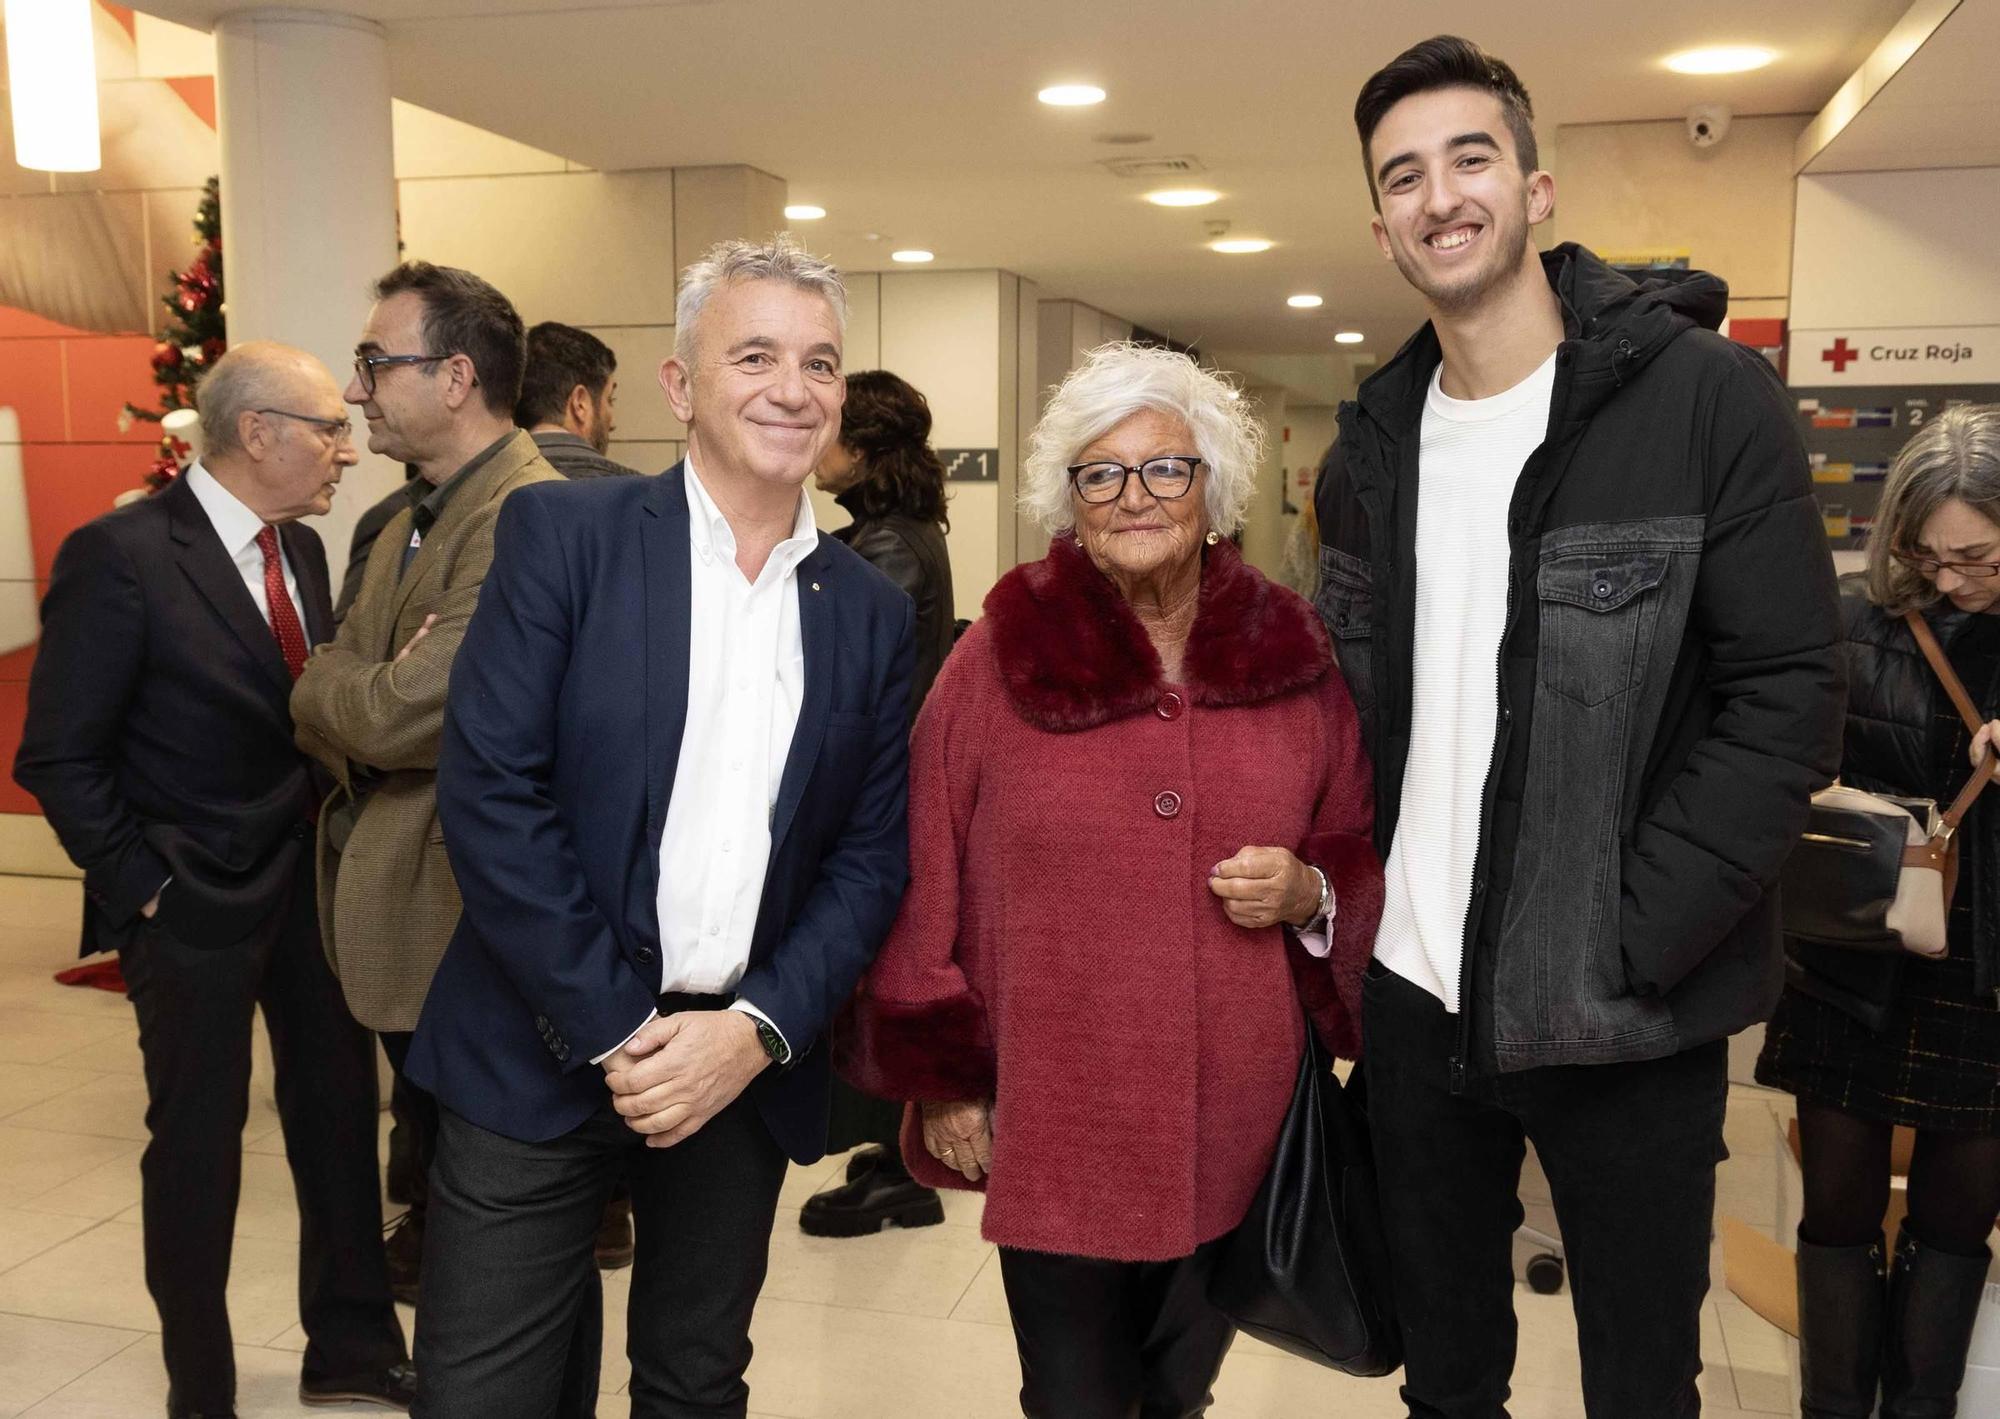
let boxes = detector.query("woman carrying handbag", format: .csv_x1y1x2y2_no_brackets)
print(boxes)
1758,404,2000,1419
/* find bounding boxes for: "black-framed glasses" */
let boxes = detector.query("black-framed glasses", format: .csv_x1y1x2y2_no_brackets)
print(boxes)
1892,550,2000,579
352,351,451,398
254,408,353,444
1067,456,1203,505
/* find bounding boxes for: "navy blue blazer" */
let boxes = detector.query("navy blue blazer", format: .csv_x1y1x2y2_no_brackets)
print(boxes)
407,465,915,1161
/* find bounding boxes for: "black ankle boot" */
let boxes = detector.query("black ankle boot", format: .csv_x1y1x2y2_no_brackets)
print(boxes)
1881,1226,1992,1418
1797,1231,1886,1418
799,1150,944,1237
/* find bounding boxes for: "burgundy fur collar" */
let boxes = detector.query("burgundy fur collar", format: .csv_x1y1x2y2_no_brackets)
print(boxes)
983,534,1332,732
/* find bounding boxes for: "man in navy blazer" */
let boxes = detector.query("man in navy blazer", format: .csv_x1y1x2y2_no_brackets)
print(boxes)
406,237,914,1418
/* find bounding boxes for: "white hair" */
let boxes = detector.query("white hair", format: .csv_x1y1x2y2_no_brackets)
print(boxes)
195,341,307,456
1020,343,1265,536
673,234,847,362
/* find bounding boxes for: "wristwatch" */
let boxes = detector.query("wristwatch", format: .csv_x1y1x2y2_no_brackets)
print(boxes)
752,1016,792,1068
1304,865,1332,929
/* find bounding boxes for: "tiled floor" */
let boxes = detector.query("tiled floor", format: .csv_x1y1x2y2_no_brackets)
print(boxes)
0,873,1810,1418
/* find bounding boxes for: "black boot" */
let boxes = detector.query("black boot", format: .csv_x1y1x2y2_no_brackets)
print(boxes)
1797,1231,1886,1417
800,1147,944,1237
1881,1225,1992,1417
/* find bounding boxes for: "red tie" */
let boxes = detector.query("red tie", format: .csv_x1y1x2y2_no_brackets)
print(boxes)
255,526,309,679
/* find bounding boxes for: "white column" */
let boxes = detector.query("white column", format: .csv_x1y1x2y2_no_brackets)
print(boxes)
215,8,400,584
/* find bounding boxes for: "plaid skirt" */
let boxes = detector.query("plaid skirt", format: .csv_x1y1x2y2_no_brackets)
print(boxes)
1757,933,2000,1136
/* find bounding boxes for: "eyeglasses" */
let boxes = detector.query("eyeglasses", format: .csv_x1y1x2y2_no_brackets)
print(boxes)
352,351,452,398
1892,550,2000,579
1067,456,1203,505
255,408,353,444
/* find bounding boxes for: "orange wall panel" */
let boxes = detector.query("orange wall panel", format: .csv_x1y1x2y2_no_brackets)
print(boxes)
22,444,155,582
0,682,37,815
63,336,166,444
0,341,71,442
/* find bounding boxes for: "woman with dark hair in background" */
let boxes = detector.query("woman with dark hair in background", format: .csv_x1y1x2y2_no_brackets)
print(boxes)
1758,404,2000,1419
801,369,956,1237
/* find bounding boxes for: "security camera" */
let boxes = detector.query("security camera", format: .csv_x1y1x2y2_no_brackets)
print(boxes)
1686,104,1732,149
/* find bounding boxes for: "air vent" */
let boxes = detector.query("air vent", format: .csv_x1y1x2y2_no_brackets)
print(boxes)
1097,155,1207,179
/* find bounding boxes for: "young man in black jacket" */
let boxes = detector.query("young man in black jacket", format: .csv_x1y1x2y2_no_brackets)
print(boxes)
1315,37,1844,1417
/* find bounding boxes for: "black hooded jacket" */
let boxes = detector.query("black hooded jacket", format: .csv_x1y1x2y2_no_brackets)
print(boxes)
1314,243,1845,1077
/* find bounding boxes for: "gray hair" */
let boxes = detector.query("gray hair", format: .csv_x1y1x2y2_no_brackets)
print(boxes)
195,341,304,457
1020,343,1265,536
673,234,847,362
1866,403,2000,613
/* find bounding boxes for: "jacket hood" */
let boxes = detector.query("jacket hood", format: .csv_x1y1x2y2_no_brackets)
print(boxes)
1352,242,1730,437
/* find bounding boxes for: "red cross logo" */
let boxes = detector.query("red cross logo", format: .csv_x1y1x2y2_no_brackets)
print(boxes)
1822,338,1859,373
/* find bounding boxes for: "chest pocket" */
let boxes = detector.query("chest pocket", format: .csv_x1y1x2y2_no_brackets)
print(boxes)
1535,540,1680,707
1314,546,1378,726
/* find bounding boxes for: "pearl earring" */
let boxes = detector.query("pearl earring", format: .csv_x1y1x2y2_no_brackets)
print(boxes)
1204,531,1220,546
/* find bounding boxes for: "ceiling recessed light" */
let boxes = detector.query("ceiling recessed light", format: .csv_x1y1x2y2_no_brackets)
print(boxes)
1146,188,1221,207
1334,331,1366,345
1209,237,1273,254
783,204,826,221
1287,294,1324,309
1664,45,1776,75
891,249,935,264
1038,84,1105,107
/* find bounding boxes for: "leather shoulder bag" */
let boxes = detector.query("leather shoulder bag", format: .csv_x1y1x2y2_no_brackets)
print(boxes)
1206,1019,1402,1376
1780,610,1993,958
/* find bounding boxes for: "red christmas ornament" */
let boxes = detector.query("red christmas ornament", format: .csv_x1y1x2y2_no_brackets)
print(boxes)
201,337,226,366
151,342,182,373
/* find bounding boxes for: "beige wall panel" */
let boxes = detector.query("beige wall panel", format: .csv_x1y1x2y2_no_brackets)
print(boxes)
842,273,882,373
607,439,682,477
879,270,1001,448
1237,386,1289,579
393,100,568,180
944,482,1001,618
672,166,789,276
581,325,684,443
0,815,81,879
1554,116,1808,304
1791,169,2000,329
397,171,677,328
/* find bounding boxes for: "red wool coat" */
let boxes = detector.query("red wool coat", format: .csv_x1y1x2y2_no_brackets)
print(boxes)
839,536,1382,1262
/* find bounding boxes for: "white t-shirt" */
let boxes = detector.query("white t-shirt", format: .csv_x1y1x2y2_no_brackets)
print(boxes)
1374,352,1557,1012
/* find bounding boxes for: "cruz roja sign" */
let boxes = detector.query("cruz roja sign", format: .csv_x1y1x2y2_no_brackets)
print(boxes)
1789,326,1998,386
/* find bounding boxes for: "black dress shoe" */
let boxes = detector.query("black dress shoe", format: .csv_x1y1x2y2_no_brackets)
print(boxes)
166,1398,236,1419
800,1164,945,1237
595,1191,635,1271
384,1210,422,1307
299,1361,416,1410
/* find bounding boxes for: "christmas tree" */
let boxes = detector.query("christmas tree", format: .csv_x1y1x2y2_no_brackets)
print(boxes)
123,175,225,490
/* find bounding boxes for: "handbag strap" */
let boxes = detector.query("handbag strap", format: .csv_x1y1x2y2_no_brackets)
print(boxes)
1902,609,1995,838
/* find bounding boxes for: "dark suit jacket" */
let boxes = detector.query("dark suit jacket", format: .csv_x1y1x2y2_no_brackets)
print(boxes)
833,504,954,723
13,475,333,955
407,466,915,1161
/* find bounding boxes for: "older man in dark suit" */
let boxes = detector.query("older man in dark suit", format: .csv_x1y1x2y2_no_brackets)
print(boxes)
14,342,412,1418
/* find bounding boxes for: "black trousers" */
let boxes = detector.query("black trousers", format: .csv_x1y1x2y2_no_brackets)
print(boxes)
1363,963,1728,1419
379,1029,440,1212
117,853,406,1413
997,1239,1234,1419
412,1000,789,1419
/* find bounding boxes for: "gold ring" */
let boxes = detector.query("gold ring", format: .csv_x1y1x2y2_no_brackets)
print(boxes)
942,1147,956,1160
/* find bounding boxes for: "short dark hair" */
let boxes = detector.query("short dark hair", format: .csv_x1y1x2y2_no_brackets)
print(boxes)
371,261,526,418
1354,36,1537,212
839,370,949,531
515,322,617,428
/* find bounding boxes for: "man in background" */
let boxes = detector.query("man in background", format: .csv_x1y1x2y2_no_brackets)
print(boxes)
516,321,643,480
291,262,561,1304
16,343,412,1417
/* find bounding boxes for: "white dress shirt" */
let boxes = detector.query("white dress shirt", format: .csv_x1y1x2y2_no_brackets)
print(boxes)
183,460,300,626
594,459,819,1063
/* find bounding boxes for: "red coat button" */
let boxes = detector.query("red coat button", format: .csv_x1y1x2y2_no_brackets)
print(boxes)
1154,790,1182,818
1156,691,1184,720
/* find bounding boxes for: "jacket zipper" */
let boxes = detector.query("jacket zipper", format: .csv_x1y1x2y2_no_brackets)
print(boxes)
1447,346,1572,1094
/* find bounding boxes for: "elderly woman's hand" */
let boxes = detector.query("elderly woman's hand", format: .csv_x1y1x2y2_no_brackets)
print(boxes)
920,1099,993,1182
1972,720,2000,778
1210,845,1325,930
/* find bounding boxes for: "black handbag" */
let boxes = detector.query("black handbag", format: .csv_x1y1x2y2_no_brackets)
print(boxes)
1206,1021,1402,1376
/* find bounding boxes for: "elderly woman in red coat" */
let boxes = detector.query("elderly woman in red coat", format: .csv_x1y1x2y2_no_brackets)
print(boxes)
840,343,1382,1418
